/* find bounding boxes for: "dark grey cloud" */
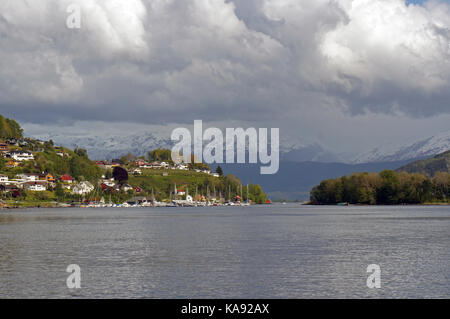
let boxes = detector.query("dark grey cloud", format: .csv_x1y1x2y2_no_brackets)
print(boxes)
0,0,450,153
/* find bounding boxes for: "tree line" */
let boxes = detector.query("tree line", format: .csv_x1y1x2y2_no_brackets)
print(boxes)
310,170,450,205
0,115,23,139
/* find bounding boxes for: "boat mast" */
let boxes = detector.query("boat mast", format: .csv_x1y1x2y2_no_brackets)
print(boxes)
246,184,249,203
174,183,177,199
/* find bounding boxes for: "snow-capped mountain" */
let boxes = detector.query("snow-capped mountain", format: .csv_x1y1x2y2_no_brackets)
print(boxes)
280,142,343,163
353,130,450,163
33,131,174,160
31,130,342,163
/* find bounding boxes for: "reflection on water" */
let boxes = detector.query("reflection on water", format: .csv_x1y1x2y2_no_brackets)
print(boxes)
0,205,448,298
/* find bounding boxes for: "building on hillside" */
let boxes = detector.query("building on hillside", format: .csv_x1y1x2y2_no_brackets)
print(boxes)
8,151,34,161
23,182,47,192
5,160,19,168
0,184,18,193
160,162,169,168
132,160,147,167
94,161,107,168
71,181,94,195
130,168,142,175
121,184,133,192
42,173,56,183
101,179,115,187
100,183,110,191
5,138,18,146
16,173,39,182
103,162,120,170
150,162,162,169
56,151,69,157
0,143,9,151
175,163,189,170
60,174,73,184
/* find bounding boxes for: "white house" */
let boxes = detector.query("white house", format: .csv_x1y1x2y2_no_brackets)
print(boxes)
176,164,189,170
121,184,133,192
212,173,220,178
0,174,8,183
160,162,169,168
24,182,47,191
16,173,39,182
71,181,94,195
131,168,142,175
10,151,34,161
57,151,68,157
101,179,115,187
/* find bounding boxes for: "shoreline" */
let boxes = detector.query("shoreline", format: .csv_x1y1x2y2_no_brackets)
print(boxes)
2,202,449,211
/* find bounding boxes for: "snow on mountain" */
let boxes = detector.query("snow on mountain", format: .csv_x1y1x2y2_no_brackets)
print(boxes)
32,130,343,163
280,142,344,163
353,130,450,163
33,131,174,160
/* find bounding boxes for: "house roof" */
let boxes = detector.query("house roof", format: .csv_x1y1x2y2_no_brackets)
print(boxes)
61,174,73,180
25,181,47,186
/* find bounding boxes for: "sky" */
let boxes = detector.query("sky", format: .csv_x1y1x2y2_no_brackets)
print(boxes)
0,0,450,157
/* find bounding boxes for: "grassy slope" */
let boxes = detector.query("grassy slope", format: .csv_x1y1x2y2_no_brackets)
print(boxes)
396,150,450,176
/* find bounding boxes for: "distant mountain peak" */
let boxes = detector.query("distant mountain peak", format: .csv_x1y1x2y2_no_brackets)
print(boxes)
31,130,343,163
353,130,450,163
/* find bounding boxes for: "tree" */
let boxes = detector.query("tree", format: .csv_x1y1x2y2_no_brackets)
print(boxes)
113,166,128,185
119,153,136,165
377,170,400,204
74,147,88,158
248,184,267,204
148,149,172,162
310,170,449,205
105,169,113,179
55,183,65,200
215,165,223,176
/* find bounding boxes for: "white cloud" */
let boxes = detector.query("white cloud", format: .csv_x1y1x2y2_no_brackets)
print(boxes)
0,0,450,152
321,0,450,93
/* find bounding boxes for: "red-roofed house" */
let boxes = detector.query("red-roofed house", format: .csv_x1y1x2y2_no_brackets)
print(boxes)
60,174,73,184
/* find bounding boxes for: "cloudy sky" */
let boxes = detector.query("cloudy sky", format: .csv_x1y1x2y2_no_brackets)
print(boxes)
1,0,450,156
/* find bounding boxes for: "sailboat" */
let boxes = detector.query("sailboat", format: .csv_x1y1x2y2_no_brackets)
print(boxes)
240,184,250,206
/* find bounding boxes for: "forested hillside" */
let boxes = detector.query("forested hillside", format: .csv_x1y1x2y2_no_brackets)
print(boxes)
396,150,450,177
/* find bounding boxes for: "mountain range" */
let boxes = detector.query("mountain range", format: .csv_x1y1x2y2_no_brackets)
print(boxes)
35,129,450,165
31,129,450,200
33,131,343,163
353,130,450,163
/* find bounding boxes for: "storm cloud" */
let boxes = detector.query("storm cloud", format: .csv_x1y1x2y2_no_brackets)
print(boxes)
0,0,450,153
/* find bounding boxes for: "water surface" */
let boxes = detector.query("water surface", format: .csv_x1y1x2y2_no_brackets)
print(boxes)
0,204,448,298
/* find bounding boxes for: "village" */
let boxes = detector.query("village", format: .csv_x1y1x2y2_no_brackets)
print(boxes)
0,136,264,208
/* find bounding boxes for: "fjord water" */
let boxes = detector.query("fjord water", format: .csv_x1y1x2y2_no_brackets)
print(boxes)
0,204,448,298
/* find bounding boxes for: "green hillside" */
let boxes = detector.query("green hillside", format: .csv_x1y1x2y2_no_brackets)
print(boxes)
0,114,267,206
0,114,23,139
127,169,266,203
396,150,450,176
